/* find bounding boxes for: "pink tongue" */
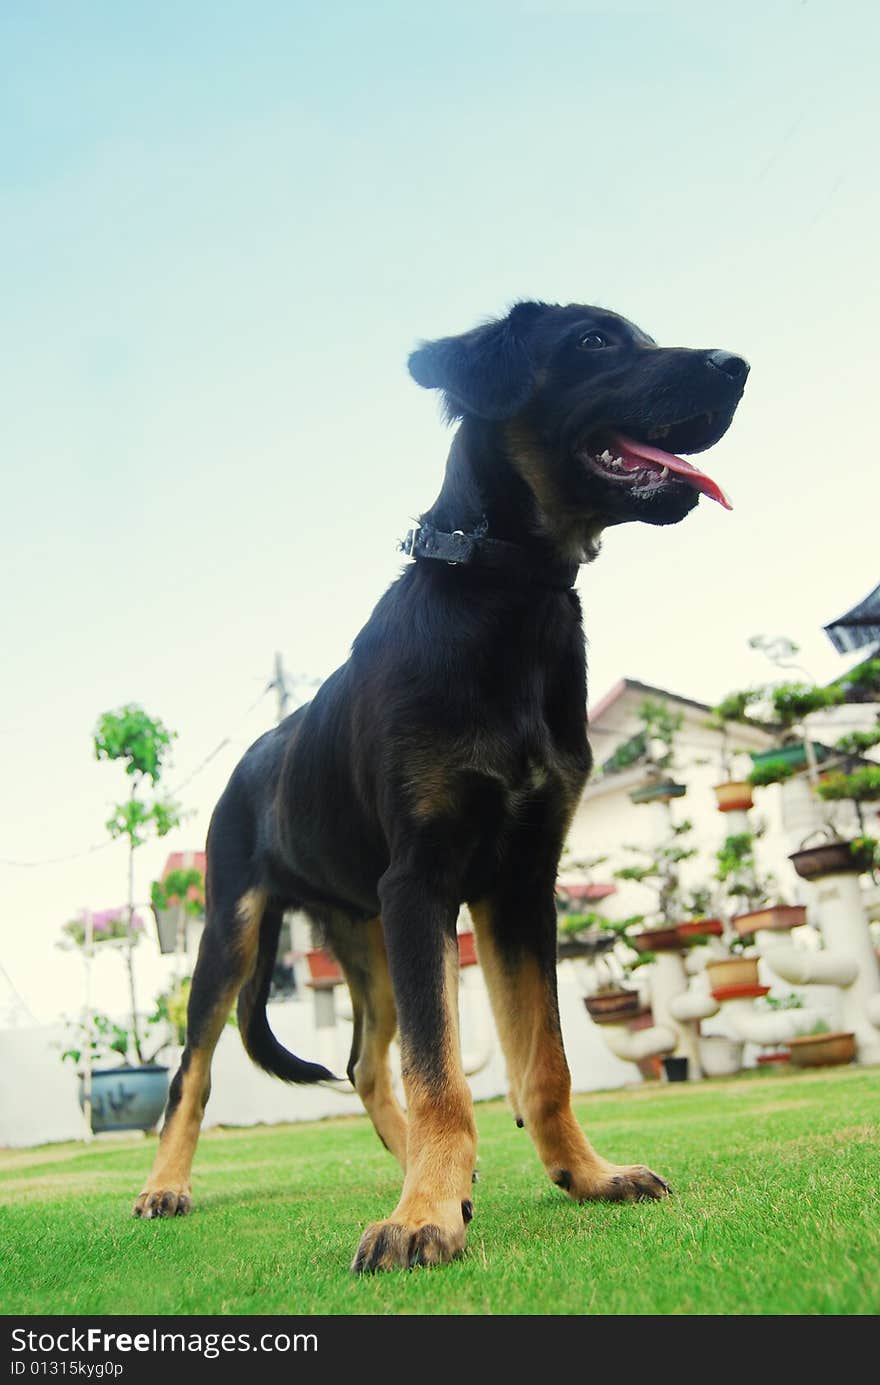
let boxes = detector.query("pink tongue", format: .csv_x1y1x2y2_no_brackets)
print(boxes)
610,431,733,511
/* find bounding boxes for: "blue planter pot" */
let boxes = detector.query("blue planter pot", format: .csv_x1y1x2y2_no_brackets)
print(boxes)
79,1065,169,1133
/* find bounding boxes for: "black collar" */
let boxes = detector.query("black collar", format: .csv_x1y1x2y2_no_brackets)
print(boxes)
399,521,579,591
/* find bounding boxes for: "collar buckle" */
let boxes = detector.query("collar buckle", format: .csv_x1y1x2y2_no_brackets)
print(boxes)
399,524,420,558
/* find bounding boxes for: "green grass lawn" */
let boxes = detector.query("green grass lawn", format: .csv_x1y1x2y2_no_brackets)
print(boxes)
2,1066,878,1316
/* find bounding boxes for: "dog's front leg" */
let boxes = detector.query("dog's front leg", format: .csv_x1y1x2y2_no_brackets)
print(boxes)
471,893,670,1205
351,859,476,1273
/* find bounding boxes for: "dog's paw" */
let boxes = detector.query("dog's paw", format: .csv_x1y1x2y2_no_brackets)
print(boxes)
552,1162,671,1203
133,1187,192,1219
351,1205,471,1273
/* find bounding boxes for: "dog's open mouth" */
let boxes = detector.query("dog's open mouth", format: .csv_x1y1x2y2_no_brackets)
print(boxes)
577,415,733,510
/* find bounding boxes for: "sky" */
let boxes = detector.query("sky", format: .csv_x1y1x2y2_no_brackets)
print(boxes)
2,0,879,1027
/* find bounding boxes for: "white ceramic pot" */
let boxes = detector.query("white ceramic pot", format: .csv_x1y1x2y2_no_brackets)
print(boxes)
698,1035,744,1078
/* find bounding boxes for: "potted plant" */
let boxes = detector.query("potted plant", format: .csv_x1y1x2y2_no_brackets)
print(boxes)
62,706,183,1133
150,866,205,957
786,1020,856,1068
628,700,688,803
798,710,880,879
555,887,650,1024
614,815,700,952
698,1035,744,1078
60,966,176,1135
579,921,651,1025
713,829,806,937
706,694,757,812
675,887,724,945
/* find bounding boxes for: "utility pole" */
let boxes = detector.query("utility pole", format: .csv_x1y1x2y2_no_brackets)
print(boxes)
271,651,291,725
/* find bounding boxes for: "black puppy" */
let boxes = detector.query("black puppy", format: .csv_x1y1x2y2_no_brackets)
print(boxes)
135,301,748,1272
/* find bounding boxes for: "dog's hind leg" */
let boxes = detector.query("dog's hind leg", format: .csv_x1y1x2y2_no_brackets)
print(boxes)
325,916,408,1169
351,852,477,1273
133,886,267,1219
470,877,671,1206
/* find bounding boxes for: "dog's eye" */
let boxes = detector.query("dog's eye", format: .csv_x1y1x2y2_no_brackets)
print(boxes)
577,331,607,350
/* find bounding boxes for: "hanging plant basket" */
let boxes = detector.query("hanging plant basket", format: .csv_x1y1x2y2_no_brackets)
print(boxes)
705,956,760,992
713,781,754,813
788,840,876,881
787,1031,856,1068
583,989,645,1025
628,780,687,805
749,742,832,776
731,904,807,937
630,925,684,954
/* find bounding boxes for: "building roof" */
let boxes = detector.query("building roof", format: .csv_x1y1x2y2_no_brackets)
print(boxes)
162,850,206,878
824,582,880,654
589,677,713,725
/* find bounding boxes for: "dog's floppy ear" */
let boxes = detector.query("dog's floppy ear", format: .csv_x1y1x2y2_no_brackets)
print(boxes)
408,302,543,420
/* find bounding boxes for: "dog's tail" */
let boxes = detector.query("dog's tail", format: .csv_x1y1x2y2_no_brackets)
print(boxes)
237,901,338,1083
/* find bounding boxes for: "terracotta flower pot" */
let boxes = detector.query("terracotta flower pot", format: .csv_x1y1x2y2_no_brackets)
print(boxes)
457,931,479,968
676,918,724,943
705,956,760,991
305,948,344,987
713,781,754,813
731,905,807,937
710,982,771,1002
788,841,875,881
583,990,643,1025
787,1031,856,1068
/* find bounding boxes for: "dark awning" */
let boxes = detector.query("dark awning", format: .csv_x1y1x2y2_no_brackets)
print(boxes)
824,582,880,654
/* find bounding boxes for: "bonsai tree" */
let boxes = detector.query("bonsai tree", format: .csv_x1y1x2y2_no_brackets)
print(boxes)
602,697,684,781
94,705,181,1063
704,693,757,784
714,829,780,919
718,652,880,863
712,679,845,788
613,816,699,933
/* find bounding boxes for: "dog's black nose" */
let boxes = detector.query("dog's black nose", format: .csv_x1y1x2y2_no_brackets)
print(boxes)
707,349,749,382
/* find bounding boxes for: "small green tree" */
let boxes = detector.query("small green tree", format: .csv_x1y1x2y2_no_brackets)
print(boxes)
614,817,699,928
94,705,181,1062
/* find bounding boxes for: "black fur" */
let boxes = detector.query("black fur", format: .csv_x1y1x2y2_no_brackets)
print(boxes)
186,300,748,1101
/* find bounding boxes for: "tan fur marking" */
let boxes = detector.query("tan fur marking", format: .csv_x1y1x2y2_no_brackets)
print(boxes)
235,887,267,971
405,753,458,822
394,942,475,1218
353,938,476,1267
504,419,606,562
135,889,268,1215
349,918,408,1167
470,902,605,1179
470,900,669,1202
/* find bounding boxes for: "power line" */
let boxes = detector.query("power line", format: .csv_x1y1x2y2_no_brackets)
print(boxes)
0,685,273,870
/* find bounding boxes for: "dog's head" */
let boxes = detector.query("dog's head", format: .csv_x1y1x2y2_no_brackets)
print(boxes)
408,301,748,557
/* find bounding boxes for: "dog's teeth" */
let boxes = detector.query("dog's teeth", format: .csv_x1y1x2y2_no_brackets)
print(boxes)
599,449,614,464
659,466,669,479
